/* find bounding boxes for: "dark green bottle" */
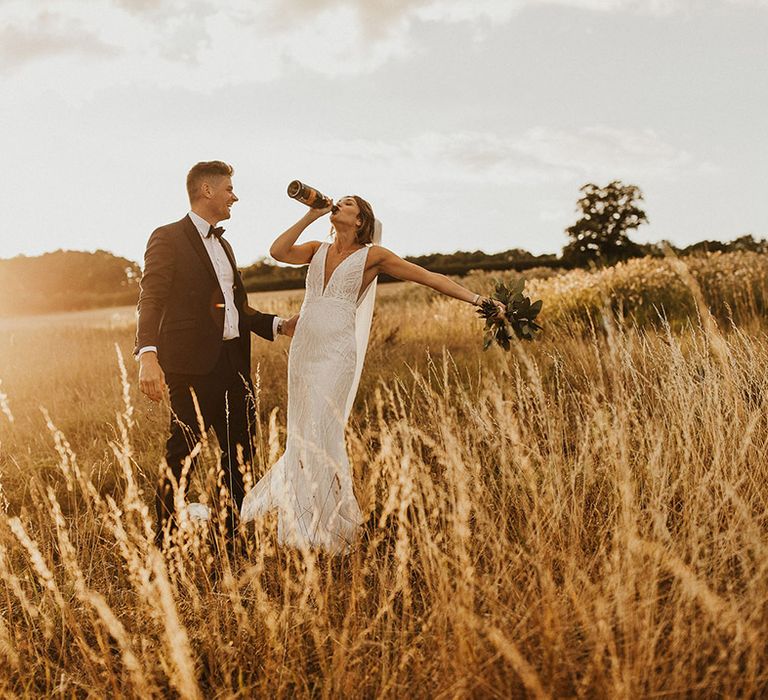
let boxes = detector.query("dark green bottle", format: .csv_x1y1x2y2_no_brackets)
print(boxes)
287,180,332,209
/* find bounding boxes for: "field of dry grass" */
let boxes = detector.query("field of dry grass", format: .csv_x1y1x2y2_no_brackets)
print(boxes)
1,253,768,698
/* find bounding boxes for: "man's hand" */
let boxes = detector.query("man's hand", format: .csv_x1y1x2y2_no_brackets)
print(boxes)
282,314,299,338
139,352,166,402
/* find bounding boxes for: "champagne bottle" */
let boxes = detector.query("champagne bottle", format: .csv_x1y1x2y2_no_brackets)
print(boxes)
287,180,333,209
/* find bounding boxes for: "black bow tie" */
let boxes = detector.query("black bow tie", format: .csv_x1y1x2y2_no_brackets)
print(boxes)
207,225,225,239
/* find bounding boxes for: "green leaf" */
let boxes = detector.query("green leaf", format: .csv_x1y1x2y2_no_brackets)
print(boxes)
478,279,543,350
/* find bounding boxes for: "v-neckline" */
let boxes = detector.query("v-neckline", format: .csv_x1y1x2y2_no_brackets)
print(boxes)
321,243,366,295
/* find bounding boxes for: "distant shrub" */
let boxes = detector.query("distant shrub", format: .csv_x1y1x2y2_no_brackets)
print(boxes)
465,252,768,329
0,250,140,316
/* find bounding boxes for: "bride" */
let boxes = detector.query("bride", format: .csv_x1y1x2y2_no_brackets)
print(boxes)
239,195,501,553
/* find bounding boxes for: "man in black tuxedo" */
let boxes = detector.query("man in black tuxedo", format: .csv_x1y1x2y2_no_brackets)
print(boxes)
135,160,295,549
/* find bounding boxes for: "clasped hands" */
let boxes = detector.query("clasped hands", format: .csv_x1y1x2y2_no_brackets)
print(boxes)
281,313,299,337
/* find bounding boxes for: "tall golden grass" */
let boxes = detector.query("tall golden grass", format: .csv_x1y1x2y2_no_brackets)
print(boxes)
1,253,768,697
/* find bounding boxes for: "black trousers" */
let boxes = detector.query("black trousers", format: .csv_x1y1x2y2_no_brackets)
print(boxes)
156,340,257,547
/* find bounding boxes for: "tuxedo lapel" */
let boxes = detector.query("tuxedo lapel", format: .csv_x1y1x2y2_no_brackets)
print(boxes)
182,215,219,285
219,238,246,298
219,237,246,296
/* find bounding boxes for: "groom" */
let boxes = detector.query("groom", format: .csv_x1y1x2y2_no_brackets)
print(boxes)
135,160,294,550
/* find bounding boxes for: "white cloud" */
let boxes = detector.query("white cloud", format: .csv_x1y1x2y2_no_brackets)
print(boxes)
318,126,704,188
514,125,696,180
0,8,117,69
538,0,680,14
0,0,749,91
0,0,419,96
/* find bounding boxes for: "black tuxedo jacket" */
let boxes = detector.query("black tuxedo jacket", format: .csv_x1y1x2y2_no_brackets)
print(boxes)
135,215,275,375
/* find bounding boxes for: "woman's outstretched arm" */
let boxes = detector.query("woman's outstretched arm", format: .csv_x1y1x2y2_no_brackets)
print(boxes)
373,247,500,309
269,204,332,264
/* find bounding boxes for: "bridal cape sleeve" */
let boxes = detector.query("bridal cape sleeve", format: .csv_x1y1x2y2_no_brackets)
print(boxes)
344,218,382,420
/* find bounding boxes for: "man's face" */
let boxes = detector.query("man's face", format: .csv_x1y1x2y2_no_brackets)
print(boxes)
208,175,238,221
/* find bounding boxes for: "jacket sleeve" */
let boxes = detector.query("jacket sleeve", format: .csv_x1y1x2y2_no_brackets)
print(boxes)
243,304,276,342
134,228,175,355
225,237,277,343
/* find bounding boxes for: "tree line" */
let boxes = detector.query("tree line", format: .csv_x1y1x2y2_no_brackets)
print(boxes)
559,180,768,266
2,182,764,316
0,250,141,316
239,248,561,292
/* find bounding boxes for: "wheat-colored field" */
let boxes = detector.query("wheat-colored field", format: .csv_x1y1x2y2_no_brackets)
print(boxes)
1,254,768,698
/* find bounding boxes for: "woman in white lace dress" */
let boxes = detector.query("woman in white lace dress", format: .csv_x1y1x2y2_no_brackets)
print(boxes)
240,195,501,553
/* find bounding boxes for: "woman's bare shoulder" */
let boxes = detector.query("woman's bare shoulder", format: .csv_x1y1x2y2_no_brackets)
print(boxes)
367,244,396,262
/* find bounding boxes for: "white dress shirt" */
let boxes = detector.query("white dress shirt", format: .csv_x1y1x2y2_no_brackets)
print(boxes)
138,212,282,358
189,210,240,340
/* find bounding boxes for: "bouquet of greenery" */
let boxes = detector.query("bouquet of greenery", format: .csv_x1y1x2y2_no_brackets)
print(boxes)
477,278,543,351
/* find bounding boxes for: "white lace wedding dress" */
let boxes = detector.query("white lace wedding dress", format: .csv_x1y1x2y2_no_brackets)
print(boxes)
240,235,379,553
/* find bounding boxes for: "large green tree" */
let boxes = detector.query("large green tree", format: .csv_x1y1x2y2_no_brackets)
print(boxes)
562,180,648,266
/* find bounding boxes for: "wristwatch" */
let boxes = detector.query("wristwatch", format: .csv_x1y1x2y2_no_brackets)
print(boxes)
276,318,285,335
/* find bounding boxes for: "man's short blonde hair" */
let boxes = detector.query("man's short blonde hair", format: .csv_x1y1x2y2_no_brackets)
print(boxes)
186,161,234,202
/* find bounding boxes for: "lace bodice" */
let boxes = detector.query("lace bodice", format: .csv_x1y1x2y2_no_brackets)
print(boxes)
304,242,370,307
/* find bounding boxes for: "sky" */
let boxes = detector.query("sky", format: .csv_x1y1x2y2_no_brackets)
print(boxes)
1,0,767,266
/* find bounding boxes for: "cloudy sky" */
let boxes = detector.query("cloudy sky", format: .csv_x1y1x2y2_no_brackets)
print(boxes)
1,0,766,266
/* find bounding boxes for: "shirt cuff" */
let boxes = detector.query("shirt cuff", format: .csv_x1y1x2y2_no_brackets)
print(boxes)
272,317,284,338
137,346,158,359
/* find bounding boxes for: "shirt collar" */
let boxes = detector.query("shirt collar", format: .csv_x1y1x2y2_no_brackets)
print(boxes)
188,210,214,238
